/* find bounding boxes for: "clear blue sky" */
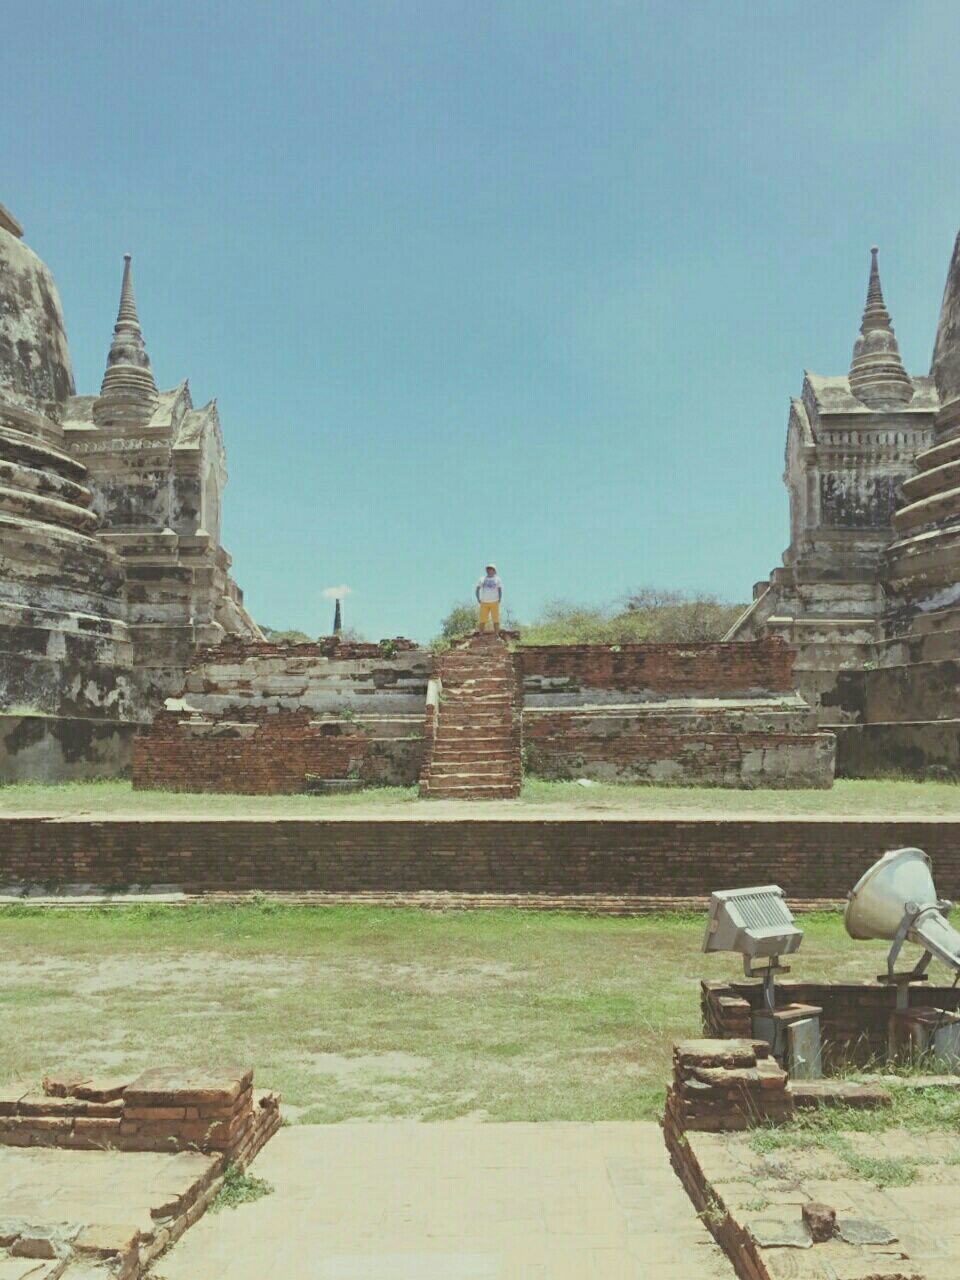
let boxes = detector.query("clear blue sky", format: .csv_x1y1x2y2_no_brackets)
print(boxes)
5,1,960,641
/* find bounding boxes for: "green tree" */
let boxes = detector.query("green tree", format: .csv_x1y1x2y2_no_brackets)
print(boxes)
261,626,314,643
515,588,746,646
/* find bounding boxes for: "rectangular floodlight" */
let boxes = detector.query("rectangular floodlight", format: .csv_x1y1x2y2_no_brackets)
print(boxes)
703,885,803,959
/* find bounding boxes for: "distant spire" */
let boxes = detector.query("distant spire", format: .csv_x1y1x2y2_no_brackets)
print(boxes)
333,598,343,636
848,246,914,409
94,254,159,426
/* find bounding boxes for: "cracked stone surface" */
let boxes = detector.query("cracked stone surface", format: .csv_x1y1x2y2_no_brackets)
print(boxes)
689,1126,960,1280
157,1121,734,1280
0,1145,217,1277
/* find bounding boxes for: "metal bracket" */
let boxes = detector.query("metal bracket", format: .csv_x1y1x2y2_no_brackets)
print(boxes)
743,954,790,1015
884,902,934,1009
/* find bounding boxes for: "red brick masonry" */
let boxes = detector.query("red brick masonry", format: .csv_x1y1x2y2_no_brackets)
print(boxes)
0,1065,280,1159
132,636,812,794
4,816,960,904
519,638,795,694
133,711,375,795
702,977,960,1069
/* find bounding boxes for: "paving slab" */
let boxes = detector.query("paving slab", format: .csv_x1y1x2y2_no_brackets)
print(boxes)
155,1121,733,1280
0,1146,216,1250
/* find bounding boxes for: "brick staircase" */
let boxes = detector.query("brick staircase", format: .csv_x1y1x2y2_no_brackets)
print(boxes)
419,632,522,799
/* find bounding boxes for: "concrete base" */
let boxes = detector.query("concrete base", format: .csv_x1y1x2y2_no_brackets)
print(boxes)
0,713,137,782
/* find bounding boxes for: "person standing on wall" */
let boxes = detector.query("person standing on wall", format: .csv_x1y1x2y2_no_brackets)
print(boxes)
476,563,503,635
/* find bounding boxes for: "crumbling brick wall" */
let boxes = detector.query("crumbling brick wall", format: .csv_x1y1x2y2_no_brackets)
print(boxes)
0,1066,280,1159
519,637,796,695
522,709,834,788
664,1038,792,1133
132,635,829,794
131,709,422,794
702,978,960,1069
519,638,833,788
132,638,428,792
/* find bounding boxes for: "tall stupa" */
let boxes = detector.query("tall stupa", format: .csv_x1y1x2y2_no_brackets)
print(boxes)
0,203,136,776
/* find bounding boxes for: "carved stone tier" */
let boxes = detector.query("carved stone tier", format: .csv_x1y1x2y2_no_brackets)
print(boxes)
728,250,936,727
0,220,137,780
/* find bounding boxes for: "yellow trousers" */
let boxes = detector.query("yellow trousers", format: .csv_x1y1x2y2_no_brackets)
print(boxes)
478,601,500,630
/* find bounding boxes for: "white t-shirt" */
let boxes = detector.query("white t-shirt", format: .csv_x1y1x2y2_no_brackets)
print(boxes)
476,575,502,603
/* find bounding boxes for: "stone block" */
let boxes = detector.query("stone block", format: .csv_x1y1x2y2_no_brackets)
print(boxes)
801,1202,836,1243
675,1039,759,1068
0,1087,30,1117
72,1117,122,1142
10,1225,71,1259
790,1080,891,1110
124,1066,252,1107
122,1106,187,1122
41,1073,91,1098
17,1094,84,1116
73,1223,140,1261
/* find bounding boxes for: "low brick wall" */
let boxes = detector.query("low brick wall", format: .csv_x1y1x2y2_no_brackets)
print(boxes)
4,816,960,904
522,707,834,788
0,1066,280,1158
664,1038,791,1133
133,710,423,794
702,977,960,1068
519,638,795,695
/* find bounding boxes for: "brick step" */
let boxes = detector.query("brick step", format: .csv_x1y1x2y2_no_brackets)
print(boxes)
435,721,517,732
442,680,516,690
440,690,515,700
430,732,519,742
423,759,520,774
419,783,521,799
441,696,515,707
437,705,516,716
442,670,519,680
425,763,521,779
432,723,519,735
443,673,516,683
429,747,519,760
427,634,521,802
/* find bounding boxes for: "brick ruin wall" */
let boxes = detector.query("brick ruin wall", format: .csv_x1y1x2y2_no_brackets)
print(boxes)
131,636,834,793
4,816,959,904
0,1066,279,1160
702,976,960,1069
132,638,430,793
519,639,835,788
517,639,797,694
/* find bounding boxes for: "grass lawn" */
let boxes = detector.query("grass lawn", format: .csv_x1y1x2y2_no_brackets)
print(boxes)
0,905,890,1123
3,776,960,817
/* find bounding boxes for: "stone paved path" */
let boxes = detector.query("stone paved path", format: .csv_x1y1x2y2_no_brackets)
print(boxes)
0,1145,216,1238
156,1122,733,1279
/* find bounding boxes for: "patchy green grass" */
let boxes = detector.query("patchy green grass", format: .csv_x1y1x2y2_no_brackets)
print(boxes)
0,905,889,1123
749,1085,960,1188
210,1163,274,1212
0,780,419,816
1,776,960,817
518,776,960,816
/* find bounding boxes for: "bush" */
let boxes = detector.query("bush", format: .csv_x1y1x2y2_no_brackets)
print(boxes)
517,589,745,646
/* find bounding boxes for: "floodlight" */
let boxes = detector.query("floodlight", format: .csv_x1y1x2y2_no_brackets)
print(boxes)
703,885,803,1013
845,848,960,994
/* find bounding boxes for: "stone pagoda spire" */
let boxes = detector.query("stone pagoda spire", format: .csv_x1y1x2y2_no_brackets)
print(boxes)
94,254,159,427
848,246,914,409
